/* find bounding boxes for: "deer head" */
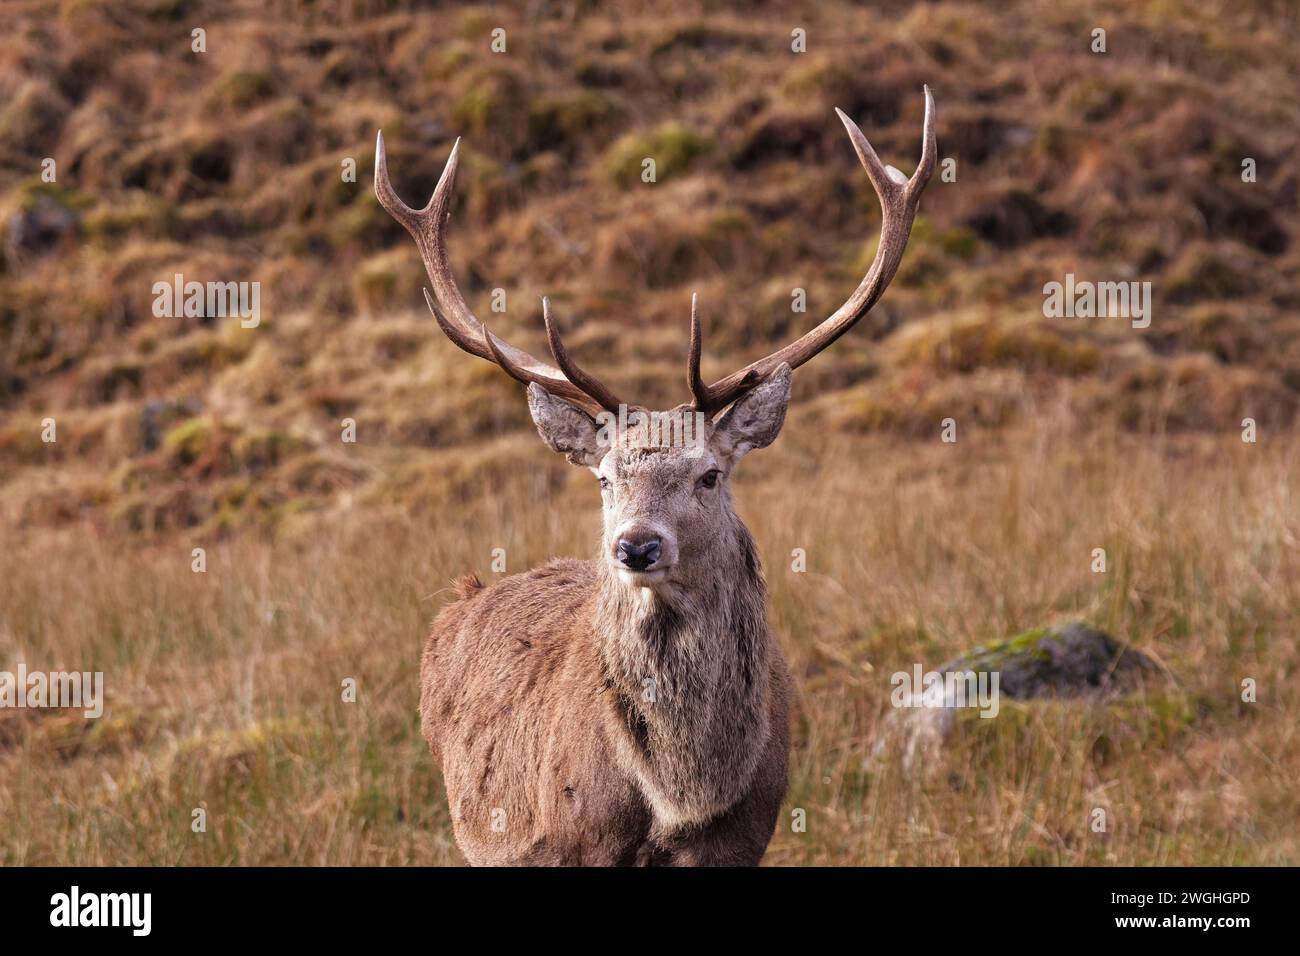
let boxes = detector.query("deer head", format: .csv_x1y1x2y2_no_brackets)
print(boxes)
375,89,935,597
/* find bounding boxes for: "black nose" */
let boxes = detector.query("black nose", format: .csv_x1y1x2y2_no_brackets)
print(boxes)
617,537,662,571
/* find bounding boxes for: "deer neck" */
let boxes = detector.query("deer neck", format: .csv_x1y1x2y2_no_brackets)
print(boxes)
595,522,773,827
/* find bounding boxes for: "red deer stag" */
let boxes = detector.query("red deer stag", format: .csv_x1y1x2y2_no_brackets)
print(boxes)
375,88,935,865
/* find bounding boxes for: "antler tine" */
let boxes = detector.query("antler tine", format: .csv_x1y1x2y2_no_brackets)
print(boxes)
480,321,531,386
687,293,708,409
687,292,752,411
692,86,937,415
374,131,613,415
542,298,625,414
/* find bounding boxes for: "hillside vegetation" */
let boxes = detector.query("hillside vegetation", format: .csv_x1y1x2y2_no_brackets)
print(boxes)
1,0,1297,536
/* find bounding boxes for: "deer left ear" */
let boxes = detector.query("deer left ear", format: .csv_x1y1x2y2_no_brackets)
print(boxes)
527,383,605,468
711,363,792,468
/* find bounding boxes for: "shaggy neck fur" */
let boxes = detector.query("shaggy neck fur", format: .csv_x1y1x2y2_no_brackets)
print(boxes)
596,512,773,828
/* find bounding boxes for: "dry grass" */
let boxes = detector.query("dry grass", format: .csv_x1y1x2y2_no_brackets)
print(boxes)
2,414,1295,865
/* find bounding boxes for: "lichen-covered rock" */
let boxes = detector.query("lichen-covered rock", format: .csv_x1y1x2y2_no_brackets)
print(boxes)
938,622,1159,699
870,622,1164,773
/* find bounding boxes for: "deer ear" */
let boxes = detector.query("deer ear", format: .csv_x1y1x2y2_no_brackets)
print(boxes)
527,384,604,468
711,363,792,468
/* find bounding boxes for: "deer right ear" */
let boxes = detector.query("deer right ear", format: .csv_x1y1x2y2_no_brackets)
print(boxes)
527,384,604,468
711,363,792,468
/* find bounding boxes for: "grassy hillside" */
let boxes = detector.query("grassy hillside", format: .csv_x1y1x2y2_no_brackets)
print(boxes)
1,0,1297,864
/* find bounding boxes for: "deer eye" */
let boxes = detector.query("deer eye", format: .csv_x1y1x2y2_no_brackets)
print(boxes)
599,476,611,491
698,469,721,489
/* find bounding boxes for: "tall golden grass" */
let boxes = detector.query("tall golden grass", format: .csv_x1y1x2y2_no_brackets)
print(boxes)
2,411,1295,864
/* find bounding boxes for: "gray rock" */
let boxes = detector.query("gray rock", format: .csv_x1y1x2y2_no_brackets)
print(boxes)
937,622,1159,699
870,623,1163,773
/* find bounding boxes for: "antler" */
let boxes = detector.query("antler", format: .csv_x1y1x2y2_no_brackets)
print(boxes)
374,132,625,415
690,86,937,415
377,86,934,419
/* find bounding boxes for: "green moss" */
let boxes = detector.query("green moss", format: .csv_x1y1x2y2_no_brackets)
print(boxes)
970,626,1052,665
940,227,979,260
428,42,474,81
602,123,714,186
10,177,93,214
1007,626,1050,652
453,85,503,133
452,69,528,135
162,417,212,466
